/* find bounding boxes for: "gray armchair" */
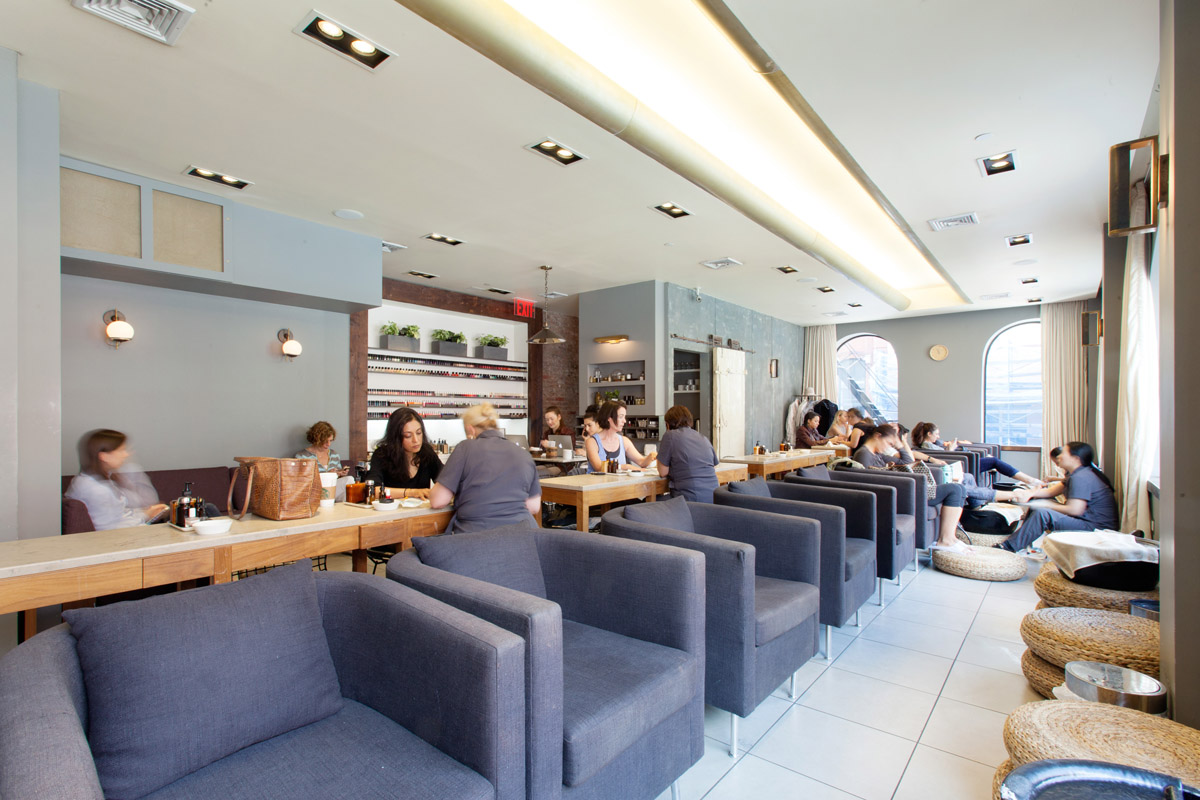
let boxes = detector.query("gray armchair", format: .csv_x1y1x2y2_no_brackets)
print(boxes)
786,465,921,602
0,562,525,800
713,477,876,660
600,498,820,757
387,526,705,800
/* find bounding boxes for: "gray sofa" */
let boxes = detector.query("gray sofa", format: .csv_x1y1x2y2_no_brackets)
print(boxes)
713,477,876,660
387,526,705,800
600,498,821,756
0,561,525,800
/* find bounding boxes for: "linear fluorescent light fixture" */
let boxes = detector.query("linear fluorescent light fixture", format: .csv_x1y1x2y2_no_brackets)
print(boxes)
185,165,251,190
71,0,195,45
526,138,586,166
776,265,798,275
1006,233,1033,247
294,11,392,70
424,233,463,246
407,270,438,279
978,151,1017,177
654,202,690,218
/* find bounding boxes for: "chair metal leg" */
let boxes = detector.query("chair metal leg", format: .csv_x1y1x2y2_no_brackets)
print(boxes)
729,712,739,757
671,780,681,800
789,670,798,699
877,578,885,605
824,624,833,662
852,609,860,627
894,574,902,585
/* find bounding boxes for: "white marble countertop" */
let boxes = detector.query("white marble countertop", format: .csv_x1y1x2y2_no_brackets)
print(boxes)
539,462,744,492
721,449,831,464
0,503,447,580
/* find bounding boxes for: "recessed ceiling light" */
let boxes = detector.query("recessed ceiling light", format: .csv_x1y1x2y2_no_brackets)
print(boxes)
333,208,364,220
816,286,835,293
1027,297,1043,304
185,165,251,190
295,12,391,70
776,265,798,275
407,270,438,279
847,302,863,308
1006,233,1032,247
1021,277,1039,285
978,151,1018,177
653,202,691,219
424,233,463,246
525,138,586,166
487,287,513,295
315,19,343,38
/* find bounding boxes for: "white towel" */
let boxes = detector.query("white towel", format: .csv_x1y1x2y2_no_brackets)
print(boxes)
1042,530,1159,578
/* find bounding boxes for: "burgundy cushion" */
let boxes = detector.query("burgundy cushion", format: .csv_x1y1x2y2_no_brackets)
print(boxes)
63,498,95,534
147,467,236,513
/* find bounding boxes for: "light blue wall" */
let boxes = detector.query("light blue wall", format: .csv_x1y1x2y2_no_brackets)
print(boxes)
577,281,665,413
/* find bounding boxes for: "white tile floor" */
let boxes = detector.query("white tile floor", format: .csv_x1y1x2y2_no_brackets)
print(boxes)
655,553,1045,800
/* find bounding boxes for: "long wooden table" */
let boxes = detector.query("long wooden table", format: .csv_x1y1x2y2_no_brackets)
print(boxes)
720,449,832,478
538,462,749,531
0,503,452,637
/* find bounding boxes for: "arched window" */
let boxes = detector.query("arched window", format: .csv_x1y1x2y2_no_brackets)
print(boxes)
836,334,899,422
984,321,1042,446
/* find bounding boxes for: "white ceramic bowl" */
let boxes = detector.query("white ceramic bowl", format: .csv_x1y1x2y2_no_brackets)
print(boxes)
191,517,232,535
373,500,398,511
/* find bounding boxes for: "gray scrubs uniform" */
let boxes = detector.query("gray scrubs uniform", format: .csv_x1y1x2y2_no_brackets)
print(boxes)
656,426,719,502
437,428,540,533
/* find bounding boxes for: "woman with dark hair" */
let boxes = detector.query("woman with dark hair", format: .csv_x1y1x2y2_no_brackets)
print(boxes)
845,408,874,452
656,405,719,502
911,422,1042,487
584,400,657,473
852,423,915,469
795,410,831,449
539,405,575,450
1000,441,1118,552
64,429,168,530
366,407,442,500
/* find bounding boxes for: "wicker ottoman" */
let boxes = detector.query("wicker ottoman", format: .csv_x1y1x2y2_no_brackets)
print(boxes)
1020,648,1065,698
955,528,1011,548
1034,562,1159,612
932,544,1027,581
1003,701,1200,786
1020,608,1159,678
992,759,1013,800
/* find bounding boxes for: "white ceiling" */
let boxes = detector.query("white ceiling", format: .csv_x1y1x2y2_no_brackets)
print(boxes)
5,0,1159,324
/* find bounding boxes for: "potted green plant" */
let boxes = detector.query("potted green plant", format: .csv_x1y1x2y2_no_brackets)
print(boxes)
379,322,420,352
475,334,509,361
430,329,468,356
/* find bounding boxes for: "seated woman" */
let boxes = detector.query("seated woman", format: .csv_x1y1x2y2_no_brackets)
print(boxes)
430,403,541,533
585,400,657,473
656,405,719,502
852,424,914,468
845,408,874,452
795,411,831,449
64,429,168,530
824,409,852,444
295,421,351,477
999,441,1118,553
539,405,576,451
911,422,1043,486
366,407,443,500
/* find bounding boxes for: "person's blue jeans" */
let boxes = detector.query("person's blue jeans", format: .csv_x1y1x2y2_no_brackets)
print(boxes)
979,457,1019,478
1001,507,1095,551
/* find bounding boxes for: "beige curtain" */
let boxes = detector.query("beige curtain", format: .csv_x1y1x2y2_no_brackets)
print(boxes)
1114,182,1159,532
1041,300,1088,475
802,325,838,402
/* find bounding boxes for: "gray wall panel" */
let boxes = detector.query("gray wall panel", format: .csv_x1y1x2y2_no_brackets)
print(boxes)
61,275,349,475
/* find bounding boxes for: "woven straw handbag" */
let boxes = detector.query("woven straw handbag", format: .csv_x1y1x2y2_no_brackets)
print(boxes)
227,457,321,520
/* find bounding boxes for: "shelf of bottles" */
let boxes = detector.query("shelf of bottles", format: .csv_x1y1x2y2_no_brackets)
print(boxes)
368,349,528,382
577,414,660,443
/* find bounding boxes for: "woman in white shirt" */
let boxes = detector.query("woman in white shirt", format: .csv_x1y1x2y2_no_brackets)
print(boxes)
64,429,167,530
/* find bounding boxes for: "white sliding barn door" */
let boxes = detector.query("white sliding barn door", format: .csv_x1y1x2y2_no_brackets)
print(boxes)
712,348,746,458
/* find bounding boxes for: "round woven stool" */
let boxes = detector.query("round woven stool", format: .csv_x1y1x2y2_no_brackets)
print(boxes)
992,759,1013,800
1003,701,1200,785
932,544,1026,581
1035,599,1050,610
1021,648,1065,698
1020,608,1159,677
955,528,1012,548
1033,562,1158,613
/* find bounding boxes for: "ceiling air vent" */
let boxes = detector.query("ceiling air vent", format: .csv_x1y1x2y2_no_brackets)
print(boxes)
928,212,980,232
72,0,195,45
979,292,1011,301
700,257,742,270
542,291,568,299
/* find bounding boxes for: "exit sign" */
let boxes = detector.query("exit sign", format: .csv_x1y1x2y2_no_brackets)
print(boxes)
513,298,536,318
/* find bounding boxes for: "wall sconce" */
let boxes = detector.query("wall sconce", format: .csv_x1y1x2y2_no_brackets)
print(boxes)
1108,135,1163,236
103,310,134,348
278,329,303,360
769,359,779,378
594,335,629,344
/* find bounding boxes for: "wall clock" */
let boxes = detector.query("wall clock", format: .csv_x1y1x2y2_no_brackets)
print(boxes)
929,344,949,362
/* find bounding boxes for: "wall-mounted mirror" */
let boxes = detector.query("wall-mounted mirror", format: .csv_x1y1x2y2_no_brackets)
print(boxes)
1108,135,1158,236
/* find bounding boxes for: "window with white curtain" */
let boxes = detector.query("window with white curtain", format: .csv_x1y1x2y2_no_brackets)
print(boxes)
984,321,1043,446
836,334,899,422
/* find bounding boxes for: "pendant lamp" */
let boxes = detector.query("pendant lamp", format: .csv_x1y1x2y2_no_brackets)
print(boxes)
528,265,565,345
